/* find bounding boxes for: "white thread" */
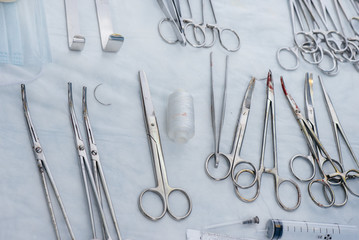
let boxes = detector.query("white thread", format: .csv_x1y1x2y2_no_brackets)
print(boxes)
167,89,195,144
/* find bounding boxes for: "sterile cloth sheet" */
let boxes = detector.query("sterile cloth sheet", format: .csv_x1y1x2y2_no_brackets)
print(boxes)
0,0,358,239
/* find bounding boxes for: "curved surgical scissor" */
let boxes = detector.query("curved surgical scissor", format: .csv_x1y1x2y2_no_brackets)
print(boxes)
138,70,192,221
235,71,301,212
205,76,256,185
281,76,359,208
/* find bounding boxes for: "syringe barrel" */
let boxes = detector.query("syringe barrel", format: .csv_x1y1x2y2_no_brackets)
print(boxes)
266,219,359,240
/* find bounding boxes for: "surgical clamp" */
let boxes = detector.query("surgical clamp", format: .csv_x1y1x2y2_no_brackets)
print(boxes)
21,84,76,240
68,82,122,240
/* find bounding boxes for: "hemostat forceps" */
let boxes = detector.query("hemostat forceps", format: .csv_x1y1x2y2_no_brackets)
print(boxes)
235,71,301,212
318,76,359,169
281,77,359,208
68,83,121,240
138,70,192,221
205,75,256,186
289,73,318,182
21,85,76,240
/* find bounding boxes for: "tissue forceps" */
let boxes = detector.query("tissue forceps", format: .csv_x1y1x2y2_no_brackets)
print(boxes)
205,76,256,185
281,77,359,207
138,71,192,221
235,71,301,211
68,83,117,240
207,53,228,172
21,85,76,240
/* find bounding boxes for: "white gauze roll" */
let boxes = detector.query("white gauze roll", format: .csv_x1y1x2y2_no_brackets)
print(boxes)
167,89,195,143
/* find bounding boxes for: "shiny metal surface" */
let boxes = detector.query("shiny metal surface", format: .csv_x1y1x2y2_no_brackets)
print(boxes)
64,0,85,51
21,84,76,240
234,71,301,212
138,70,192,221
95,0,124,52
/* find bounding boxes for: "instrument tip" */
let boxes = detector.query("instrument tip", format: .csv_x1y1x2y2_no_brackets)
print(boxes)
280,76,288,96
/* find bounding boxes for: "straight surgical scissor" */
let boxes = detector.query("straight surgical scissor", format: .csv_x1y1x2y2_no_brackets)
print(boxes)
205,76,256,186
69,82,122,240
138,70,192,221
281,76,359,208
21,84,76,240
235,71,301,212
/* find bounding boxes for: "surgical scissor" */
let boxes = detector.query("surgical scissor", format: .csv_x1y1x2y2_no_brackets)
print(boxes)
281,76,359,208
69,82,121,240
138,70,192,221
205,76,256,185
234,71,301,212
21,85,76,240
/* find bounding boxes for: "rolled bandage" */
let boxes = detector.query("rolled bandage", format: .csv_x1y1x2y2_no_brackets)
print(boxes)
167,89,195,144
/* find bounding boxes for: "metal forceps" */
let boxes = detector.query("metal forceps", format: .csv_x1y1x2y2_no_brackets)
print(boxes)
203,0,240,52
281,77,359,208
235,71,301,211
205,76,256,185
21,85,76,240
138,71,192,221
157,0,187,45
206,52,229,176
289,73,317,182
318,76,359,169
68,83,120,240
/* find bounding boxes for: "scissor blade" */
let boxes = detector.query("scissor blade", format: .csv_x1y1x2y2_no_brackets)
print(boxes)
242,77,256,109
139,71,156,119
266,70,275,101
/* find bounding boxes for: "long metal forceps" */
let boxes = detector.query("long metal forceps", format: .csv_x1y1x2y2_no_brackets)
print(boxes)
235,71,301,211
205,75,257,186
95,0,124,52
206,53,228,174
68,83,113,240
83,87,122,240
289,73,317,182
21,85,76,240
138,71,192,221
318,76,359,169
64,0,85,51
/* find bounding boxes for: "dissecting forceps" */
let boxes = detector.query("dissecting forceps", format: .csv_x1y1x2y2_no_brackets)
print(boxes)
207,52,228,171
21,84,76,240
68,83,122,240
281,76,359,208
205,74,257,186
138,70,192,221
235,71,301,211
64,0,85,51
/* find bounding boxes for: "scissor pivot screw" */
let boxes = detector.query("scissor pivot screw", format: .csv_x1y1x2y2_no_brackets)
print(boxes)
35,147,42,153
91,150,98,156
79,145,85,151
